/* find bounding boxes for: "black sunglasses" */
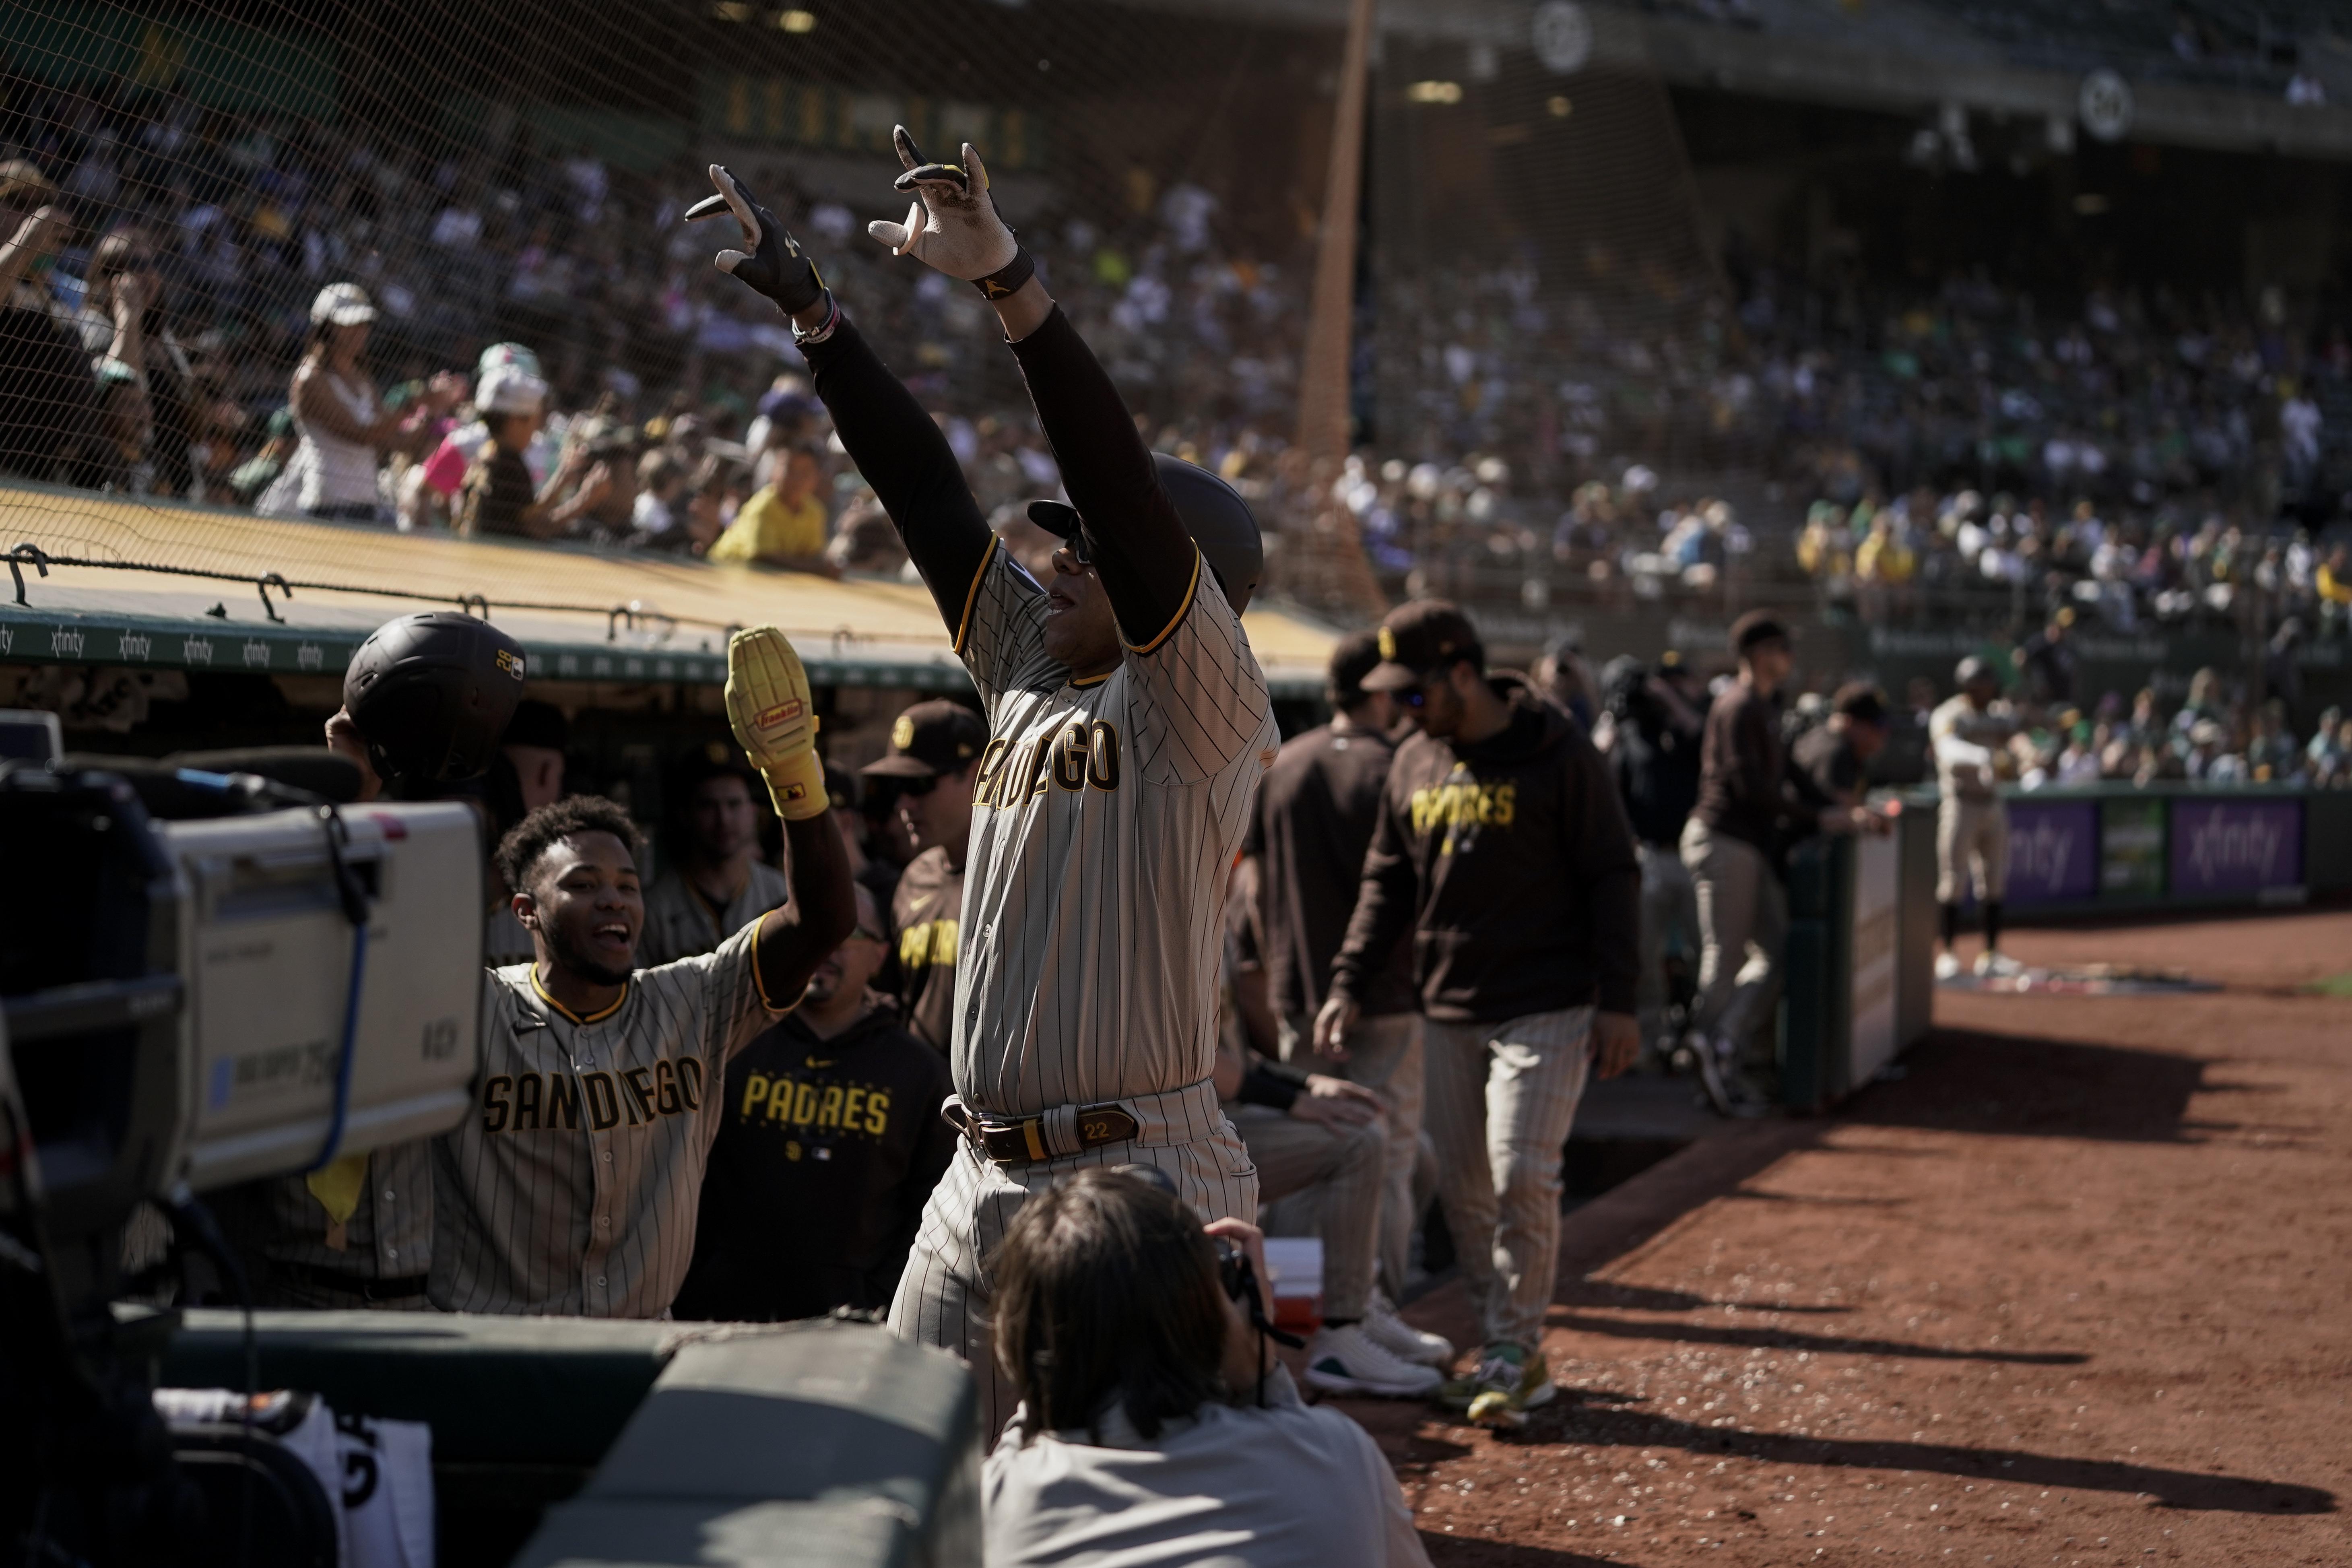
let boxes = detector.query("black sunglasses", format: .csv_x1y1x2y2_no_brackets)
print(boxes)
1397,666,1455,708
895,772,941,798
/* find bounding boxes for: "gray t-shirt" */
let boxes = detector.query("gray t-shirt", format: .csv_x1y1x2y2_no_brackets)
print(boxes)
983,1366,1430,1567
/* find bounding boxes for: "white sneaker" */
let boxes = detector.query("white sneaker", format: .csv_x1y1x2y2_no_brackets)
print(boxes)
1362,1305,1454,1367
1303,1322,1446,1397
1935,952,1963,980
1974,950,2023,977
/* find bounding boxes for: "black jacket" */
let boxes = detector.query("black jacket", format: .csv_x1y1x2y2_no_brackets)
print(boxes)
1331,677,1640,1023
672,996,955,1322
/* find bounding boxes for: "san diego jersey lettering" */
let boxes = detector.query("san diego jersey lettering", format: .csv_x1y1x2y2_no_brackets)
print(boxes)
947,540,1278,1114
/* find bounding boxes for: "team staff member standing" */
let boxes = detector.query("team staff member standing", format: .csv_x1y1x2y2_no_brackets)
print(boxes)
1255,630,1426,1306
430,626,854,1316
1793,683,1891,808
1595,653,1705,1065
862,699,989,1051
692,141,1276,1434
673,882,956,1320
1316,601,1641,1429
1680,613,1881,1117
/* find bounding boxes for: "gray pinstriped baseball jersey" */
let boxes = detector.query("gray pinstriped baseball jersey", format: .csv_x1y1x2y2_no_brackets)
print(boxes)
946,540,1279,1114
429,919,788,1316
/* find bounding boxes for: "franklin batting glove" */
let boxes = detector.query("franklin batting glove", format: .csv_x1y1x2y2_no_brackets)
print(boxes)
867,128,1034,297
685,165,827,315
725,626,829,821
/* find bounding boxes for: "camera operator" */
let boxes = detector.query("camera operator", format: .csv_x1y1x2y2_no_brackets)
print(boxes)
984,1168,1431,1567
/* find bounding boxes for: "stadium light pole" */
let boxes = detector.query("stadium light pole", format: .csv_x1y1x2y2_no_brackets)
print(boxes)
1295,0,1387,618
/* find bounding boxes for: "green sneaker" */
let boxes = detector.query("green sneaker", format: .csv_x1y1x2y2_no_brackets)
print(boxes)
1436,1343,1556,1428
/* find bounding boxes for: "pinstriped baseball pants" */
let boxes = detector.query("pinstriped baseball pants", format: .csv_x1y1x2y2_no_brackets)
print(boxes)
1279,1010,1426,1302
1421,1006,1594,1354
886,1085,1258,1446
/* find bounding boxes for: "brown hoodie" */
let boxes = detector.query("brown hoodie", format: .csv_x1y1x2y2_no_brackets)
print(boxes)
1330,677,1640,1023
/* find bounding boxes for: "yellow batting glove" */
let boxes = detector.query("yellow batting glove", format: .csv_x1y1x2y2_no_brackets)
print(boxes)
725,626,827,821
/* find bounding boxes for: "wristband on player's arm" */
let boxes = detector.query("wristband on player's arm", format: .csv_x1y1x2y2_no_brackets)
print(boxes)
972,246,1035,301
757,749,829,822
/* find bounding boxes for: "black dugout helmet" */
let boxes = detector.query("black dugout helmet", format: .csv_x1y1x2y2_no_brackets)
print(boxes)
342,612,528,790
1027,452,1264,614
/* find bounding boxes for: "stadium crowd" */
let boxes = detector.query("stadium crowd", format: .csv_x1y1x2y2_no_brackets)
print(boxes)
6,78,2349,1560
4,85,2349,636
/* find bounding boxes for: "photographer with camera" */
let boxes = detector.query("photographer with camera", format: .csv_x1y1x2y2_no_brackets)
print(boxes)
984,1168,1431,1566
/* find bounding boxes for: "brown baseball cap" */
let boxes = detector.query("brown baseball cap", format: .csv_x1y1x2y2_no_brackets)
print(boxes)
1359,600,1484,693
861,699,988,779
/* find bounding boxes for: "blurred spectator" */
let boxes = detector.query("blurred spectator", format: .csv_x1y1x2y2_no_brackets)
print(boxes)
0,161,95,483
76,225,187,492
454,369,609,540
289,283,458,522
675,452,743,557
709,442,839,576
827,497,910,575
2018,609,2078,706
630,448,687,547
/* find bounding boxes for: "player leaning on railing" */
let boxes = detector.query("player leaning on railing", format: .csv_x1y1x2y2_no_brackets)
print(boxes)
691,136,1279,1439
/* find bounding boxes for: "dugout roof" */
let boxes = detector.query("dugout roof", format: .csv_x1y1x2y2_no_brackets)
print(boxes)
0,485,1340,698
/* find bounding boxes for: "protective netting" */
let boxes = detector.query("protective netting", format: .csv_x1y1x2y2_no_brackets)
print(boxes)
0,0,1745,640
1362,27,1730,628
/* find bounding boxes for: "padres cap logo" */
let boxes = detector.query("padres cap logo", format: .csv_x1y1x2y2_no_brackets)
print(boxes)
1377,627,1397,660
757,698,805,729
892,714,916,751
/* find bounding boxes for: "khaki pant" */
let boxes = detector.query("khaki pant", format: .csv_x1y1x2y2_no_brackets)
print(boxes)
1422,1007,1594,1353
1636,842,1700,1052
889,1081,1257,1444
1681,819,1787,1065
1279,1010,1425,1298
1937,794,2010,904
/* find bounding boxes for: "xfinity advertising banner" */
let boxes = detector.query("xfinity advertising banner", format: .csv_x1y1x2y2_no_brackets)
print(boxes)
2170,796,2305,900
2003,799,2102,906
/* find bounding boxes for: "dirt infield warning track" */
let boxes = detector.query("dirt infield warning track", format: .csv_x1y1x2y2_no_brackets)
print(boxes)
1346,908,2352,1567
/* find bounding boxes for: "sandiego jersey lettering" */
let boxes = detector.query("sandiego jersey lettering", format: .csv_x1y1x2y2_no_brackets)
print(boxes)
946,540,1278,1115
429,920,786,1318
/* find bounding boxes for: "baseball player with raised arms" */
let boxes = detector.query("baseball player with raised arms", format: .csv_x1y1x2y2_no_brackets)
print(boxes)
692,137,1278,1432
428,627,854,1315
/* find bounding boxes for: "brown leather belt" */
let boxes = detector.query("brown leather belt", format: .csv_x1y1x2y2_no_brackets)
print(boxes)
955,1100,1141,1165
